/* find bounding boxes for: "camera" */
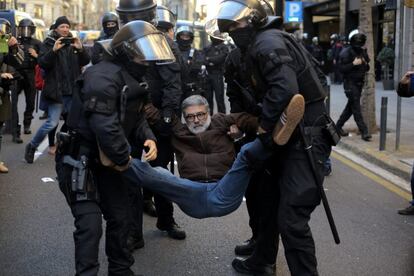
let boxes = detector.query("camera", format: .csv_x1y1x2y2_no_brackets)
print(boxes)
61,37,74,46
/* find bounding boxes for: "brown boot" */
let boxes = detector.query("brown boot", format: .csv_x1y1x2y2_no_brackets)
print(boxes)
273,94,305,145
0,162,9,173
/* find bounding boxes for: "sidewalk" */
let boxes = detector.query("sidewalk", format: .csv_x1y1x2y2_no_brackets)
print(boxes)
329,81,414,183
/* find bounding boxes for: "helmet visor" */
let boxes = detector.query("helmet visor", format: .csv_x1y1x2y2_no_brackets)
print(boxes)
157,9,176,28
18,26,35,37
205,1,251,34
205,19,227,40
118,9,157,26
127,33,175,64
0,23,11,35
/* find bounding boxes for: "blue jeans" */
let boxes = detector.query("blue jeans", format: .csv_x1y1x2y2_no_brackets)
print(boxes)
123,138,270,219
30,97,71,148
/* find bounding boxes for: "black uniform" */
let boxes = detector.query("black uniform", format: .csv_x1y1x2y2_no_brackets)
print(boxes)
204,40,229,114
179,44,205,99
225,45,281,266
128,35,184,241
57,60,155,276
244,28,331,276
336,46,370,136
11,37,42,134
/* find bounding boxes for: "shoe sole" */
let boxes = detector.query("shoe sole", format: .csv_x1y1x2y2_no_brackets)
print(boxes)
273,94,305,145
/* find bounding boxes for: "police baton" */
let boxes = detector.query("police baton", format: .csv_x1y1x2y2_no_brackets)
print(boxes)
35,90,39,113
299,123,340,244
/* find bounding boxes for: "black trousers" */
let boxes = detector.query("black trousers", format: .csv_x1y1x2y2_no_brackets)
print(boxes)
205,72,226,114
128,136,175,238
276,135,330,276
244,172,261,239
60,166,135,276
336,79,368,135
248,166,281,266
11,70,36,131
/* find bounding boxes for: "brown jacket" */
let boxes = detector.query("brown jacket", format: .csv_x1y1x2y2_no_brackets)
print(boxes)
172,113,257,181
144,104,258,181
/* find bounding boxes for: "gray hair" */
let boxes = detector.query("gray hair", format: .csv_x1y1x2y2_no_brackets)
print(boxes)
181,95,210,115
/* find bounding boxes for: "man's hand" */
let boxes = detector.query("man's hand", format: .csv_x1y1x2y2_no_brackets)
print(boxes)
400,71,414,85
352,57,363,66
143,140,157,161
227,124,243,140
53,37,65,52
257,126,267,134
7,36,17,47
28,48,38,58
72,37,83,50
1,73,13,79
144,103,160,124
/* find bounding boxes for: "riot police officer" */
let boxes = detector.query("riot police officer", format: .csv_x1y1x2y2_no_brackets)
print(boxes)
11,18,41,142
310,36,324,66
203,33,228,114
176,26,205,99
116,0,186,242
91,12,119,65
209,0,333,275
222,0,284,273
56,21,167,276
336,30,372,141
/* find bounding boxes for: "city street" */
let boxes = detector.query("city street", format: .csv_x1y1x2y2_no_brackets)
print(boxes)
0,111,413,276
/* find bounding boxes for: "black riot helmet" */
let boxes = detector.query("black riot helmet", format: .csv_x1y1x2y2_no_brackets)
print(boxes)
259,0,274,15
156,5,176,31
101,12,119,37
349,29,366,48
18,18,36,38
206,0,268,34
116,0,157,26
176,26,194,50
110,20,175,65
0,18,12,36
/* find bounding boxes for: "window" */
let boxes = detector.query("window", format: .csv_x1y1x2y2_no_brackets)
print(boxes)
17,4,26,12
34,5,43,19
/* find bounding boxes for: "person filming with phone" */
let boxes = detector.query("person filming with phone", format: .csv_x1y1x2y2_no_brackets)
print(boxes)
24,16,90,164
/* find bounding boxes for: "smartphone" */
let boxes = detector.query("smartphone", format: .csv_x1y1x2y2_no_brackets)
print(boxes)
410,73,414,92
60,37,74,46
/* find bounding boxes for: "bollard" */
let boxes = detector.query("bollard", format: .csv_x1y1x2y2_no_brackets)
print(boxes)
325,85,331,116
379,97,388,151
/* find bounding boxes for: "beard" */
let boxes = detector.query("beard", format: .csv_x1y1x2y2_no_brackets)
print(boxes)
187,116,211,134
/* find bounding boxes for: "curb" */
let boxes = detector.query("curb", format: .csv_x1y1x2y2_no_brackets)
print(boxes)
336,140,412,182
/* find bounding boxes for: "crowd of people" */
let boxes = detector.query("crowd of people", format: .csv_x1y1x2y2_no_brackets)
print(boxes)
0,0,412,275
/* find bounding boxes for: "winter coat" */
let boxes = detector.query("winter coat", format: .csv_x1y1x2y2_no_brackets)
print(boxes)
38,31,90,103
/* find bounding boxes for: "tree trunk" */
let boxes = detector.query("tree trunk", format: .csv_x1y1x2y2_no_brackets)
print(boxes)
359,0,377,133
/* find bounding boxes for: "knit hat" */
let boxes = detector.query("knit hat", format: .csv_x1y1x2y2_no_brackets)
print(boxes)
53,16,71,29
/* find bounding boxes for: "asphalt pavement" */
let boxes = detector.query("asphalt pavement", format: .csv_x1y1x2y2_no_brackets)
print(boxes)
0,89,413,276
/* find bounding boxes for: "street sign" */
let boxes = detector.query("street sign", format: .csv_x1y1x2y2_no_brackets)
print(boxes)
285,1,303,23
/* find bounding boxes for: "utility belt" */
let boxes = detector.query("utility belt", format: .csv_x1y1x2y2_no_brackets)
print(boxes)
56,131,99,203
300,114,341,147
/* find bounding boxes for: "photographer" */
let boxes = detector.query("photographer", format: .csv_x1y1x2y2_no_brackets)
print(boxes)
10,19,42,143
397,71,414,216
24,16,90,164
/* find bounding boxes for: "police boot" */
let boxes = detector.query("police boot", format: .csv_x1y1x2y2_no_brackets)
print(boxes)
232,257,275,276
23,125,32,134
361,132,372,142
272,94,305,145
12,124,23,144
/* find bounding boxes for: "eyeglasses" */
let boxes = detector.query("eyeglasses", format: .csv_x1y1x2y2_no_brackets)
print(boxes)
185,112,207,122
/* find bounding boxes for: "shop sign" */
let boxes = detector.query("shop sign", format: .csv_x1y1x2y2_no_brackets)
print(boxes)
285,1,303,23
